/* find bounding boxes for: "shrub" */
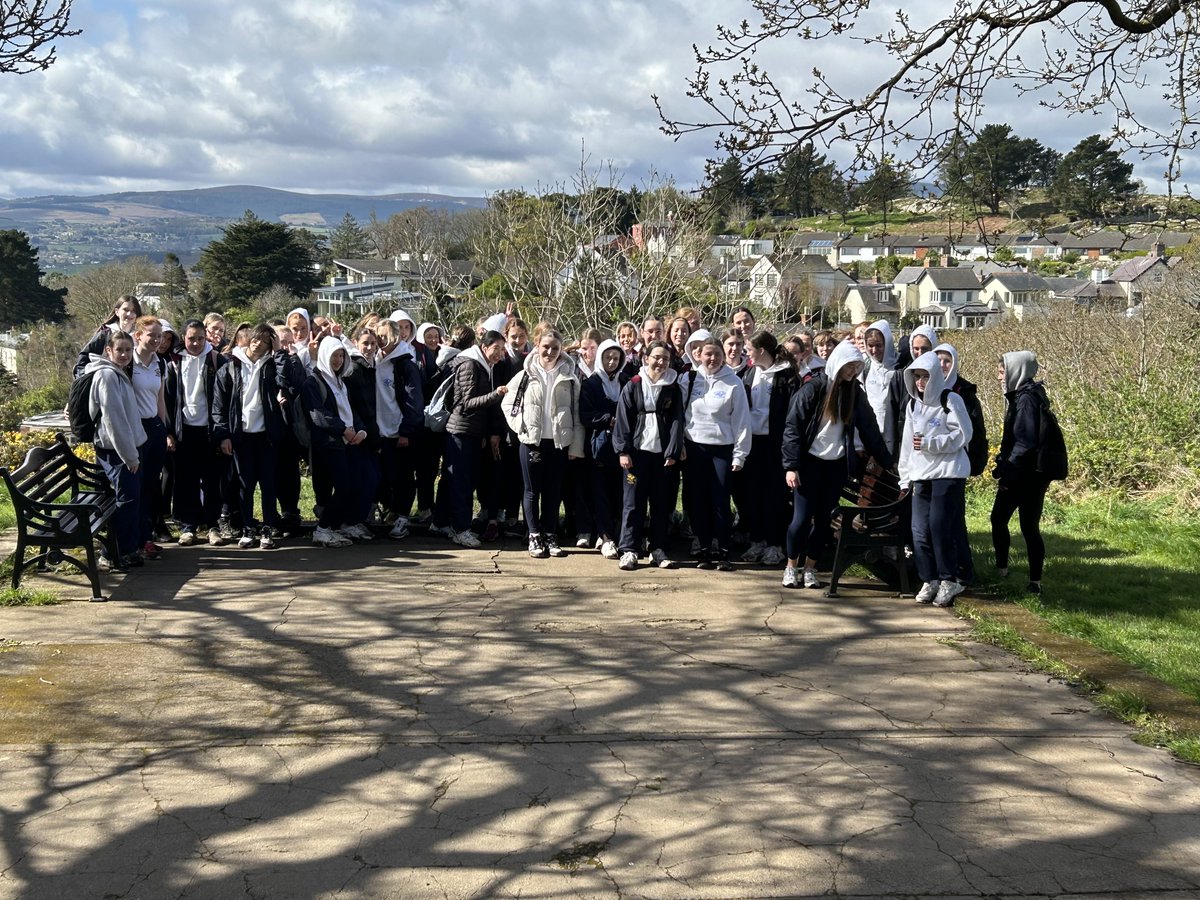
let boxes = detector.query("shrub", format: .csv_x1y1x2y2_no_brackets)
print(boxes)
952,279,1200,504
0,384,70,432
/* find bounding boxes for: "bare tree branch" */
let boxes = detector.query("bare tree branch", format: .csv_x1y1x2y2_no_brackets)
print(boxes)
1,1,79,74
656,0,1200,191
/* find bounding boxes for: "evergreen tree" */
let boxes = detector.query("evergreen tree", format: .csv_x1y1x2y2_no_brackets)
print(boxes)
0,230,67,327
860,158,910,216
774,142,835,217
702,156,747,218
196,211,321,308
329,212,373,259
160,252,190,305
939,124,1059,214
1051,135,1140,220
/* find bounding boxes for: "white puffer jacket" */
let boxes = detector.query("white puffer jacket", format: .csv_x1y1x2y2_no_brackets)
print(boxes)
502,353,585,456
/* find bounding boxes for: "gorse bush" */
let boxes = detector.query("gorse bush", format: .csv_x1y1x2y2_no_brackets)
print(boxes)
953,273,1200,504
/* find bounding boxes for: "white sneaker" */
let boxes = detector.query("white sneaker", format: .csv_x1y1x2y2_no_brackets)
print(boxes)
600,540,619,560
388,517,410,539
452,529,481,548
313,526,352,548
934,580,964,607
650,548,673,569
575,533,591,549
545,535,566,557
782,565,798,588
337,526,361,543
740,541,766,563
761,545,785,566
349,523,375,541
178,529,196,546
802,567,821,589
433,524,456,539
618,551,637,570
914,580,941,604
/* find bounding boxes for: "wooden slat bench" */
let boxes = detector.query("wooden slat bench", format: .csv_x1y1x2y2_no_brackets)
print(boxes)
0,433,118,602
825,458,915,598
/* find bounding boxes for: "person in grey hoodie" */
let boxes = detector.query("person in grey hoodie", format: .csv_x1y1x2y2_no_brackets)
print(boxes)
991,350,1051,595
85,330,147,569
899,350,973,608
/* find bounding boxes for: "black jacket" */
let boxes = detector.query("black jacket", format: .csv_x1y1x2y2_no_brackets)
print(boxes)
739,364,802,438
446,353,506,438
580,372,623,465
165,348,224,440
302,369,368,452
995,380,1047,484
612,375,685,461
781,374,895,475
212,351,293,445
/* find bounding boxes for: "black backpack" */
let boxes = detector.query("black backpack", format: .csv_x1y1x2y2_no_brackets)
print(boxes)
939,388,989,477
1034,392,1069,481
67,371,101,443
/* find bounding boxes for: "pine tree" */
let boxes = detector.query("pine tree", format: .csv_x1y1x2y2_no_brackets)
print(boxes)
160,252,190,305
1051,135,1140,221
0,230,67,327
196,211,321,308
329,213,373,259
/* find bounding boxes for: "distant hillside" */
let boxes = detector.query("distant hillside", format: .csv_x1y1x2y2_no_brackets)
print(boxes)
0,185,488,226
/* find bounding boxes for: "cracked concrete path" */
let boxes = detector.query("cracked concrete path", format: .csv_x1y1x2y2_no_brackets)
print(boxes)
2,539,1199,898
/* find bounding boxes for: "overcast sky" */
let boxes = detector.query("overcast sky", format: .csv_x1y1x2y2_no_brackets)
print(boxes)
0,0,1183,200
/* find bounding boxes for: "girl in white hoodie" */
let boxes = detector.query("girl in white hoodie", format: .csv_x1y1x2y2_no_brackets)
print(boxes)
683,337,751,570
898,350,973,608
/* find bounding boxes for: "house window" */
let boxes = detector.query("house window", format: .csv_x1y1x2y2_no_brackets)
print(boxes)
754,274,765,287
961,315,986,330
935,290,953,303
766,274,778,287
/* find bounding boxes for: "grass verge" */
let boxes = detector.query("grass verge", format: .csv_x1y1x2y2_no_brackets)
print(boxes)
964,484,1200,762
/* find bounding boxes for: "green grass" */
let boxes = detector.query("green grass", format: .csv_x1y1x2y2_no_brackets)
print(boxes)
0,586,62,607
965,486,1200,701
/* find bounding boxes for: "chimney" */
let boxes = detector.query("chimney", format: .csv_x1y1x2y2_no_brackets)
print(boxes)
923,256,932,268
1152,241,1166,259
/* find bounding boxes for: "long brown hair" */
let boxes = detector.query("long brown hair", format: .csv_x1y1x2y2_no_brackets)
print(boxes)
822,361,861,425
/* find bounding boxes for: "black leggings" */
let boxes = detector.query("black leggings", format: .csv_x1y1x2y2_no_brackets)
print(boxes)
990,478,1049,581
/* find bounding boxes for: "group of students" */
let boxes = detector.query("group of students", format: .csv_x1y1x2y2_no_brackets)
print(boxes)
77,297,1054,602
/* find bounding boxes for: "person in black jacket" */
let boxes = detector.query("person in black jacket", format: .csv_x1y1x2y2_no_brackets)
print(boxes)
740,331,801,565
991,350,1051,595
302,335,376,548
212,324,297,550
432,331,509,548
371,319,425,538
74,295,143,379
612,341,685,571
781,341,895,589
165,320,225,546
580,339,628,560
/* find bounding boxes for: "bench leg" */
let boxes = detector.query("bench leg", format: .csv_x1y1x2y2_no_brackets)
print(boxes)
11,538,24,590
81,539,107,603
826,544,844,598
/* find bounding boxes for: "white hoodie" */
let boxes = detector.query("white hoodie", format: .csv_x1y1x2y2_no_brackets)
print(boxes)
634,365,677,454
376,341,414,438
232,346,268,433
685,363,752,466
748,359,790,436
898,350,972,487
864,319,899,453
316,335,355,434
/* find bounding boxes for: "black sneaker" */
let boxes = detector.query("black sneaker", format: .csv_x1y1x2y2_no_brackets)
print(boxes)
237,528,257,549
695,552,714,571
122,553,145,568
545,534,566,558
528,534,549,558
278,513,303,538
1027,581,1042,595
714,553,733,572
259,527,278,550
